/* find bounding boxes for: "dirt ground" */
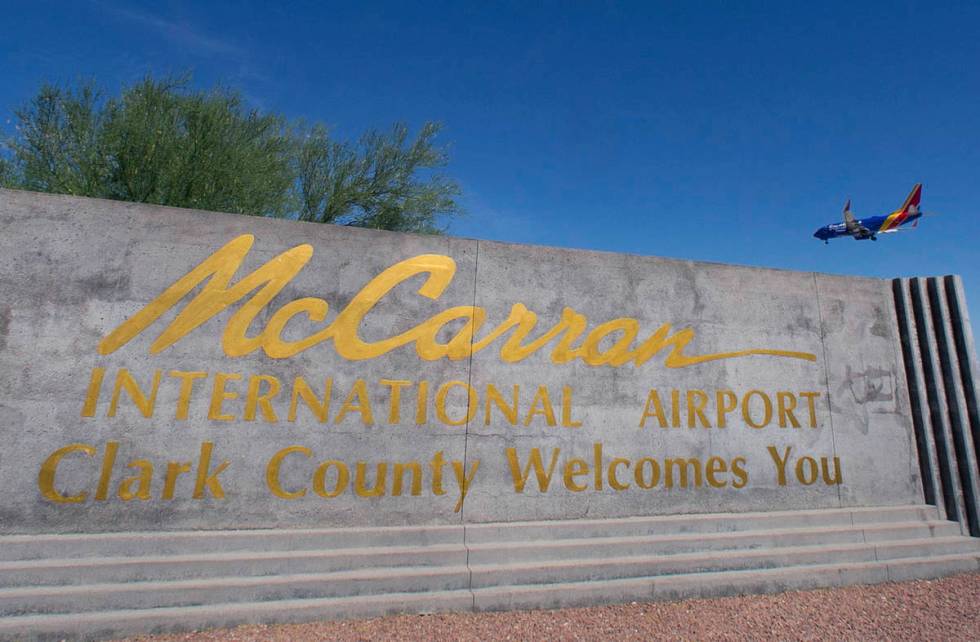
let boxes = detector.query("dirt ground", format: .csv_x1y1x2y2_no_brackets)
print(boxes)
122,572,980,642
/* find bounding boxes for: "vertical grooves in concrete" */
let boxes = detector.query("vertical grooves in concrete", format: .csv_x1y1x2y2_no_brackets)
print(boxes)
908,278,962,523
944,276,980,470
893,275,980,536
892,279,939,507
926,278,980,536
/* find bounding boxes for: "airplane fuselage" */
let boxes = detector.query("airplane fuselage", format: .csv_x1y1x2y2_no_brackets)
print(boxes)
814,183,924,243
813,211,922,242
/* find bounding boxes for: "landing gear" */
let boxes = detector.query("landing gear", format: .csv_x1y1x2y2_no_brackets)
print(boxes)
824,240,829,245
871,235,877,241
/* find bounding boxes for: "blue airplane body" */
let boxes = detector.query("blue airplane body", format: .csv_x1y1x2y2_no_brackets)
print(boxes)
813,184,923,243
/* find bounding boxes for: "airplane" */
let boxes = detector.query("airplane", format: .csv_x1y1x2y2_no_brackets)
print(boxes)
813,183,923,243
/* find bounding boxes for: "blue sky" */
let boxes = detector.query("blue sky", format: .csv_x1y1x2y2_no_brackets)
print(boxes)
3,0,979,336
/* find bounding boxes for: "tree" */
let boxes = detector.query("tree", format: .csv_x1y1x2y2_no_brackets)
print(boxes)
1,76,462,232
297,123,460,232
0,156,12,187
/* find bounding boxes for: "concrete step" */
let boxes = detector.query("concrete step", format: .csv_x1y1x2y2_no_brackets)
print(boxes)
0,544,469,588
467,520,962,564
471,553,980,611
0,523,463,562
0,520,959,588
0,565,472,617
469,537,980,589
1,553,977,641
0,588,474,642
0,505,938,561
462,505,940,544
1,536,975,616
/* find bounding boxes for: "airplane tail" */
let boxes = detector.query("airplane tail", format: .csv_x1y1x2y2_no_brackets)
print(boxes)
843,198,851,214
899,183,922,215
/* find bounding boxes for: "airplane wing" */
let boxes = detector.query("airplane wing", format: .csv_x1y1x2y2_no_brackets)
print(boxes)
841,199,870,236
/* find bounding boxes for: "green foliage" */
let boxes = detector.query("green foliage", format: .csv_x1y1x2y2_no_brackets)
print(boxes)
1,76,461,232
0,156,12,186
297,122,460,232
5,83,110,197
99,78,294,216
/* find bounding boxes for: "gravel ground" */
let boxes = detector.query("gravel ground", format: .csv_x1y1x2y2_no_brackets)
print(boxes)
122,572,980,642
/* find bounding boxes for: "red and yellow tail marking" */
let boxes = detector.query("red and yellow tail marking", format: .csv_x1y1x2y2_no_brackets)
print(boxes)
879,183,922,232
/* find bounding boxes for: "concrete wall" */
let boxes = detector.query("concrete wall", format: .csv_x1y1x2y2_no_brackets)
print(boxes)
0,189,931,533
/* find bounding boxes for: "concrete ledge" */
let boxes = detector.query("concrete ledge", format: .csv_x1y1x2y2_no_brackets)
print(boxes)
0,505,976,640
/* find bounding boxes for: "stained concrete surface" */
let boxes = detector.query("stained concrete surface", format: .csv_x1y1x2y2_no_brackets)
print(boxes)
0,189,924,533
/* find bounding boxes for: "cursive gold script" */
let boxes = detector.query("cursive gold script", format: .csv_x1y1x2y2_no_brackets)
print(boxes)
99,235,816,368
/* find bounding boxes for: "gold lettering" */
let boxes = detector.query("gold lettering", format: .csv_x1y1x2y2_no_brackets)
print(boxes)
496,307,586,363
716,390,737,428
98,235,315,357
665,457,702,488
380,379,412,424
561,386,582,427
742,390,773,429
334,379,374,425
671,389,680,427
416,380,430,424
392,461,422,496
38,443,95,503
563,458,589,491
329,255,457,360
705,456,728,488
288,377,332,423
413,307,485,360
524,386,556,426
687,389,710,428
593,442,604,490
822,456,842,484
354,462,387,497
244,375,281,422
581,318,639,365
208,373,241,421
162,461,192,500
170,370,207,420
95,441,118,500
639,390,667,428
634,457,661,489
266,446,311,499
262,298,333,358
118,460,153,500
505,447,560,492
767,445,791,486
627,324,816,368
108,368,162,418
81,366,105,417
430,451,446,496
485,383,519,425
451,460,479,513
796,456,818,485
731,456,749,488
800,391,821,427
193,442,229,499
435,381,477,427
776,391,801,428
608,458,631,490
313,460,349,498
98,235,817,369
